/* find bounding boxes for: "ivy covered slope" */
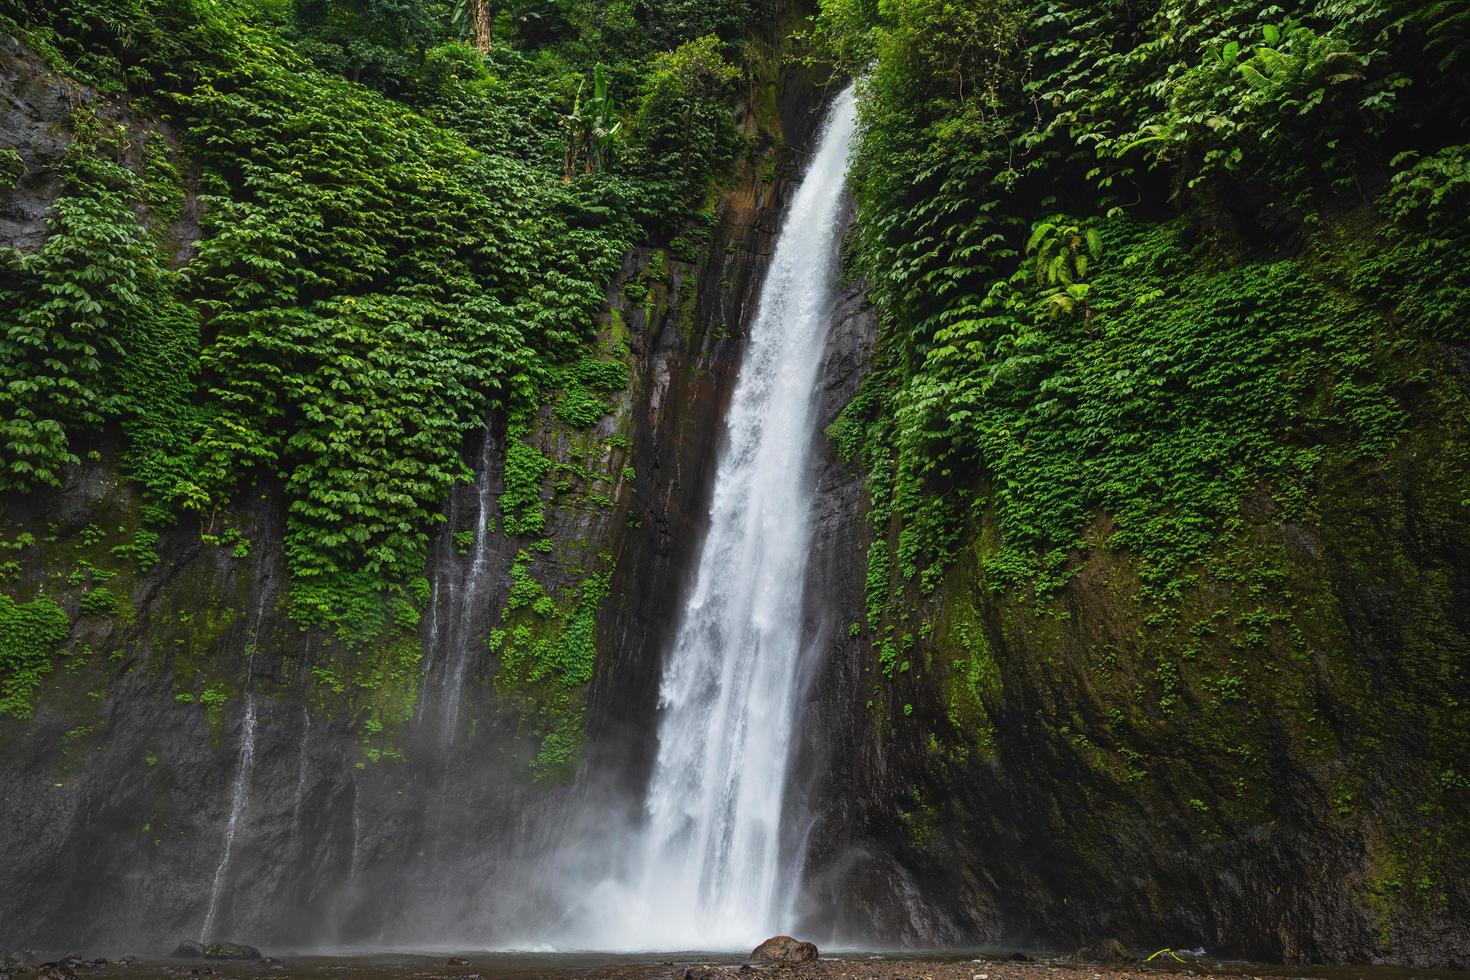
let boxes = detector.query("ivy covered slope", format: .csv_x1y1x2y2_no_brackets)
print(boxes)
0,0,823,948
812,0,1470,964
0,0,773,784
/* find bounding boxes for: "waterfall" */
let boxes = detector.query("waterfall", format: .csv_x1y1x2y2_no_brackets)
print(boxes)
417,422,496,745
438,422,497,746
200,594,269,943
579,84,858,951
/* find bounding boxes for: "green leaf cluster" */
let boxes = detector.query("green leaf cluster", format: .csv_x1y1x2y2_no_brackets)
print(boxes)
0,594,70,718
491,550,615,781
813,0,1470,628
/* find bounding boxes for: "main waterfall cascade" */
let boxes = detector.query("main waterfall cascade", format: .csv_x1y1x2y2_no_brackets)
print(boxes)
565,85,860,951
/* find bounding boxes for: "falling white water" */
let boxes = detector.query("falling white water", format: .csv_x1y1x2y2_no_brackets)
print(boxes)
432,423,496,745
200,596,269,943
577,85,858,950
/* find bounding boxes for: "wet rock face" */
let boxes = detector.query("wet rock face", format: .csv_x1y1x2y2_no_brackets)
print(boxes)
785,273,1470,968
0,22,835,952
0,39,200,261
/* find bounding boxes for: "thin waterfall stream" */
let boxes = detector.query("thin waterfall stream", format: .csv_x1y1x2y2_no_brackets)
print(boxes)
199,594,270,943
572,84,859,951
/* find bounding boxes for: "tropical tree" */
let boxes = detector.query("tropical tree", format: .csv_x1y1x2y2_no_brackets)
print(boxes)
562,64,621,180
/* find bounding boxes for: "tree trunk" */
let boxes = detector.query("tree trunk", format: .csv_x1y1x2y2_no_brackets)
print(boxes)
473,0,492,52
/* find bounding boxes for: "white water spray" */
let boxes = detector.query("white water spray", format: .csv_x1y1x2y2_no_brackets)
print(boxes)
577,85,858,950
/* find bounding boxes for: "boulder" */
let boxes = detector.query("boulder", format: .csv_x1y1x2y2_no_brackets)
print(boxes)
202,944,261,961
169,943,204,960
750,936,818,964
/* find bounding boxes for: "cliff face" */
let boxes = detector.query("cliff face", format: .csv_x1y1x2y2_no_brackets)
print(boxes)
789,243,1470,964
0,29,830,948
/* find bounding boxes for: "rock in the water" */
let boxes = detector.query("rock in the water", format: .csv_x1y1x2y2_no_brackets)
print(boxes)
1073,938,1130,963
445,957,469,966
750,936,818,964
169,943,204,960
202,944,261,961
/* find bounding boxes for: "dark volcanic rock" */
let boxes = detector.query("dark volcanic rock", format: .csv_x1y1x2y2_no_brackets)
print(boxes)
202,944,260,961
750,936,818,964
168,944,203,960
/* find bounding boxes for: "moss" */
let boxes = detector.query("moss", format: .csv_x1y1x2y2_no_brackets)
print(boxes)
349,631,423,754
492,551,616,782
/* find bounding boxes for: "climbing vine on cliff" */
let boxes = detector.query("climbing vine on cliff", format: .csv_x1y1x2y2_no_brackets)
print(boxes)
814,0,1470,605
814,0,1470,937
1,0,754,645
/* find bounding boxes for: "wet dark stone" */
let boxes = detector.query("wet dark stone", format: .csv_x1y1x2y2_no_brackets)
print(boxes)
750,935,818,964
202,944,259,961
169,943,203,960
445,957,469,966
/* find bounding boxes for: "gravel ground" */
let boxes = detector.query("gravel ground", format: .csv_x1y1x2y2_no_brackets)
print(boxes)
584,958,1275,980
9,951,1457,980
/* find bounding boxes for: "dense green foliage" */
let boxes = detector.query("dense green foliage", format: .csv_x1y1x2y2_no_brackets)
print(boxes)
0,593,70,717
0,111,196,497
1,0,756,645
815,0,1470,605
